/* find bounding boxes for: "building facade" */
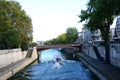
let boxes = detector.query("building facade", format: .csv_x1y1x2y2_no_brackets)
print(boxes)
91,29,102,41
79,27,92,43
36,41,44,46
115,17,120,38
79,19,120,43
110,28,115,39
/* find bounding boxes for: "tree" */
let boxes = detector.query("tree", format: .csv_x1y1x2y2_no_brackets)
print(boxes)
44,27,78,44
57,33,67,44
66,27,78,43
29,42,38,47
0,1,33,50
79,0,120,63
0,29,19,49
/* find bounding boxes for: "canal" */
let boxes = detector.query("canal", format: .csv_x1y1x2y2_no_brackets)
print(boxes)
8,49,96,80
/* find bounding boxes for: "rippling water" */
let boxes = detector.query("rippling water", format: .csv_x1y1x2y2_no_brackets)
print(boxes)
9,49,95,80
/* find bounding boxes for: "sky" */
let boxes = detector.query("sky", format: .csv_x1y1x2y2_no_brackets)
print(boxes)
15,0,116,42
15,0,88,42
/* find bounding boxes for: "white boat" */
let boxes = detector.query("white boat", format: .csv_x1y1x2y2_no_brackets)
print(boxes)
53,55,63,65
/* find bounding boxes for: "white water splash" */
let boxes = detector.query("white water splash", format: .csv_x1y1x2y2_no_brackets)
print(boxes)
53,62,62,69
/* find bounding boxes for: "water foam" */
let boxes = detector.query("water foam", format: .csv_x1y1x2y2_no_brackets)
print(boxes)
53,62,62,69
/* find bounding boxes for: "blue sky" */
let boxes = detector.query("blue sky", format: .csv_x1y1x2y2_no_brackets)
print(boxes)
15,0,88,42
15,0,116,42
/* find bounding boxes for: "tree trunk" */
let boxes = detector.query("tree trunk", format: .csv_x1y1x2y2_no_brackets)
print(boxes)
104,25,110,64
92,46,104,61
105,41,110,63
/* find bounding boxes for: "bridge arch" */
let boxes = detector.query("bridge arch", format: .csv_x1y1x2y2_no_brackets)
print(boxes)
36,44,82,53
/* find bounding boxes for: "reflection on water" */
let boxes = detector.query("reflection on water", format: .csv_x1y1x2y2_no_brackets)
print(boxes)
8,49,94,80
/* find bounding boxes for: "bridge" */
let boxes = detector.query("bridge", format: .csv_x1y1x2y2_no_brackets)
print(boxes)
36,44,82,52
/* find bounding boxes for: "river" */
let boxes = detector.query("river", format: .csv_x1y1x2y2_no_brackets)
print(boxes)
8,49,96,80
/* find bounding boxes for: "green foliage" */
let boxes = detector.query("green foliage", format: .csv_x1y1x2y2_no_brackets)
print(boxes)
0,29,19,49
66,27,78,43
44,27,78,45
79,0,120,40
0,1,33,50
44,33,67,45
56,33,67,44
79,0,120,63
29,42,38,47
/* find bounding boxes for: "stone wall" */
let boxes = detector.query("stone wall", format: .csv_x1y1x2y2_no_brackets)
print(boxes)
110,43,120,67
0,49,27,69
0,47,38,80
82,43,120,68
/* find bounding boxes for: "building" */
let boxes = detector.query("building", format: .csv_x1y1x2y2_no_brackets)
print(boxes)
36,41,44,46
79,27,92,43
115,17,120,38
92,29,102,41
79,28,102,43
79,25,116,43
110,28,115,39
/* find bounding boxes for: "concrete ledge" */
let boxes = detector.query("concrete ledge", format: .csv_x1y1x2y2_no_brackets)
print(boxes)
0,47,38,80
0,49,26,69
76,52,120,80
0,57,37,80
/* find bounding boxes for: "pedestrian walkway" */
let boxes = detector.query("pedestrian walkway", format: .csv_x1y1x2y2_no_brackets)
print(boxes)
0,58,29,80
76,52,120,80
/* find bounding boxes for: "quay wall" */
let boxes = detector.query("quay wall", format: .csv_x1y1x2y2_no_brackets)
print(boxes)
0,49,27,69
82,43,120,68
0,47,38,80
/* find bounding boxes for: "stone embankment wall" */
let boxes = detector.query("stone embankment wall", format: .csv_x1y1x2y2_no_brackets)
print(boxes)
82,43,120,68
61,48,77,53
0,47,38,80
0,49,27,69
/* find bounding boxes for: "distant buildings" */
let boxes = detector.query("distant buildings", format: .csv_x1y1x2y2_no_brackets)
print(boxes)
115,17,120,38
91,29,102,41
78,27,92,43
110,28,115,39
78,17,120,43
36,41,44,46
79,28,92,43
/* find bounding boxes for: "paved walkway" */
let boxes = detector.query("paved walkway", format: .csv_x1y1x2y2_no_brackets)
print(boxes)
76,52,120,80
0,58,28,79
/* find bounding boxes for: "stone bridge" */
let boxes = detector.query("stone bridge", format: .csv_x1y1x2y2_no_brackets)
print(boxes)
36,44,82,52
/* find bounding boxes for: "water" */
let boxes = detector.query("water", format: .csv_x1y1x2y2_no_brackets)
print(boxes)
40,49,64,63
9,49,95,80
